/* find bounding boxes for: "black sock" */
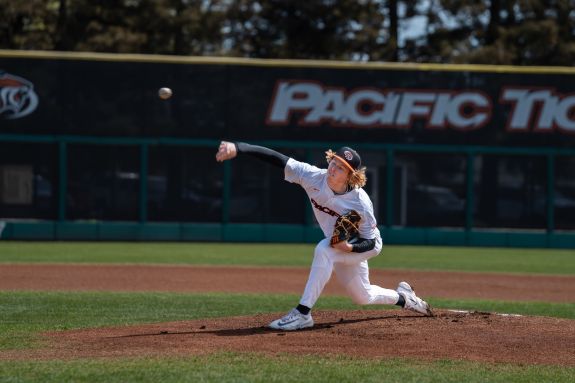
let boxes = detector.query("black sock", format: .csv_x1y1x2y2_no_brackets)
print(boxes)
396,295,406,307
296,304,311,315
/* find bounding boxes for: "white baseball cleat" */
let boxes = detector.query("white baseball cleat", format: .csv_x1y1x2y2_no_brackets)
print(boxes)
268,308,314,331
397,281,434,316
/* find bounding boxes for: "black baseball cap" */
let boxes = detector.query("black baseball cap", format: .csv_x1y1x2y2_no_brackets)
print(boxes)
333,146,362,172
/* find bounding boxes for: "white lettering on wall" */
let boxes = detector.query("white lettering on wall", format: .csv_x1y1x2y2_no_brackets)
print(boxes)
267,80,491,131
501,88,575,133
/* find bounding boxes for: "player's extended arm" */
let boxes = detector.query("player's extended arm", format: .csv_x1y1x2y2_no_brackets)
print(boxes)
215,141,289,168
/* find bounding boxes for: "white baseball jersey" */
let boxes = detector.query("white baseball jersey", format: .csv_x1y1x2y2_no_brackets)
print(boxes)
284,158,380,240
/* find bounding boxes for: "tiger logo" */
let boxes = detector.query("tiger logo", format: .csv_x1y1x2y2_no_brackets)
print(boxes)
0,72,39,120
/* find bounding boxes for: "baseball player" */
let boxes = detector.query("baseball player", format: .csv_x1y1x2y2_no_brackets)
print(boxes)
216,141,433,331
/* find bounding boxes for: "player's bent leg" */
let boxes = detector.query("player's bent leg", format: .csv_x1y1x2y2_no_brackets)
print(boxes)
333,262,400,305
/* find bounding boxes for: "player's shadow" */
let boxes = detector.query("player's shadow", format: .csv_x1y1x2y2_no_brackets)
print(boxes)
110,313,427,339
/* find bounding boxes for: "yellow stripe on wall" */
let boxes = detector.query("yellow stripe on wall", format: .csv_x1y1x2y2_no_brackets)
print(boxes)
1,49,575,74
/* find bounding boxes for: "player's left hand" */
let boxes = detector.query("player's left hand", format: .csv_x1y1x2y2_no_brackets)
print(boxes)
216,141,237,162
331,240,353,252
330,210,361,250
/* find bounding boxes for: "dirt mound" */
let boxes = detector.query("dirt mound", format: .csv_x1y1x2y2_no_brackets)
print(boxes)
2,264,574,365
5,309,575,366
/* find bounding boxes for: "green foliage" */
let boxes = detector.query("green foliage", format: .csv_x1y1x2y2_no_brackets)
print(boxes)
223,0,388,60
0,0,226,54
1,354,574,383
417,0,575,65
1,0,573,65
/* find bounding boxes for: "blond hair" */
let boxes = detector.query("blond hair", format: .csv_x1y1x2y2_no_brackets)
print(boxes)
325,149,367,189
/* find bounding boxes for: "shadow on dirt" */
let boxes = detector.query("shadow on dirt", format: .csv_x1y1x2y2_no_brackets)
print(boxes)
109,313,431,338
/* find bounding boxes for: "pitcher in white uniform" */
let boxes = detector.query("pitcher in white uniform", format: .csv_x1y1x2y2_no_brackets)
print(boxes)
216,141,433,331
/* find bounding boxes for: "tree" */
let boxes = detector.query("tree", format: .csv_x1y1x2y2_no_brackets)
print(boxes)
1,0,574,66
408,0,575,65
0,0,227,55
221,0,387,60
0,0,58,50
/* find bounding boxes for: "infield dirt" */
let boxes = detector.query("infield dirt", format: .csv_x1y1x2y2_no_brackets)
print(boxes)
1,264,574,365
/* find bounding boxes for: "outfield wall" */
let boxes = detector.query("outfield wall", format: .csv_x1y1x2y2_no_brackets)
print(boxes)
1,50,575,247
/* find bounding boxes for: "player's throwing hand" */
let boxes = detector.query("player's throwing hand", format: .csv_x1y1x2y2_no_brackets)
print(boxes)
215,141,237,162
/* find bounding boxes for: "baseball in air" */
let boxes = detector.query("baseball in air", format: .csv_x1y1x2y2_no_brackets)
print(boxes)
158,87,172,100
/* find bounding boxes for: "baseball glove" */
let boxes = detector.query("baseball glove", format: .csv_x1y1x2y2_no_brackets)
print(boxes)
330,210,361,246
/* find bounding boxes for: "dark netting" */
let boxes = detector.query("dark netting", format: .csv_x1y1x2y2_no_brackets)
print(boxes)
0,142,58,219
474,155,547,230
67,144,139,221
147,146,223,223
394,152,467,228
229,147,306,224
555,156,575,230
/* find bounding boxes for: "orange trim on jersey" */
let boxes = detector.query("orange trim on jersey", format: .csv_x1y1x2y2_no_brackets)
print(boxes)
332,154,355,173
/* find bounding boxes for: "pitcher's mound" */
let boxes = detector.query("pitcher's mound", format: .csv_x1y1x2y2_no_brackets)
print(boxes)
12,309,568,365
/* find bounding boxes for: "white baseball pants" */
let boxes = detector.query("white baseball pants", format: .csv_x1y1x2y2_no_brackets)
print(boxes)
299,237,400,308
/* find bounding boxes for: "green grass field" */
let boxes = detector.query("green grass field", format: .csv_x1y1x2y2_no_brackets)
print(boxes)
0,242,574,383
1,241,574,274
5,354,574,383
